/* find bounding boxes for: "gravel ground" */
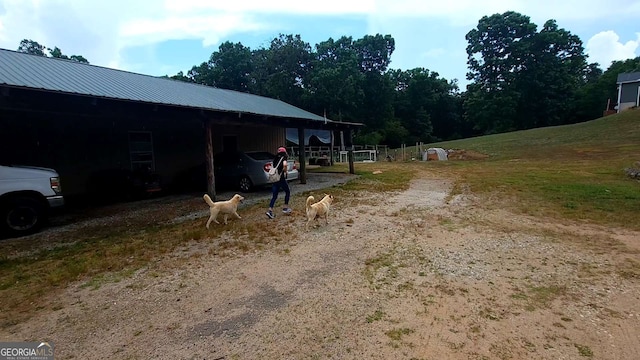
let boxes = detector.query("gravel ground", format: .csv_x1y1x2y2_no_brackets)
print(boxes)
170,172,357,225
39,172,357,235
2,170,639,359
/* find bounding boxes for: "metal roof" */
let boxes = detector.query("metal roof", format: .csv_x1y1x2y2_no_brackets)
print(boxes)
617,72,640,84
0,48,357,126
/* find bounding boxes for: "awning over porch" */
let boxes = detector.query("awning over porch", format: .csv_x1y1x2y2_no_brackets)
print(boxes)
286,128,332,145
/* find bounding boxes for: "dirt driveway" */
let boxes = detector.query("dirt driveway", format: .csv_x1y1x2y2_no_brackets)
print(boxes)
2,171,639,359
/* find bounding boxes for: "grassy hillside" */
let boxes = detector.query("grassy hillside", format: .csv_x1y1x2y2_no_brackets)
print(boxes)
430,109,640,161
422,109,640,229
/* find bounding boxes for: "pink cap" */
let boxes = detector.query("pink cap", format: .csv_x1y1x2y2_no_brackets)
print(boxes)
278,147,287,153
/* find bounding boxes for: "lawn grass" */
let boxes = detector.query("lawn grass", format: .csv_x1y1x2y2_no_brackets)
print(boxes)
309,161,415,193
427,110,640,161
419,109,640,230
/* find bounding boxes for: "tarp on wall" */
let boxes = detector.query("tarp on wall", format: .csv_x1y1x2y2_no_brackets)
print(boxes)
286,128,332,145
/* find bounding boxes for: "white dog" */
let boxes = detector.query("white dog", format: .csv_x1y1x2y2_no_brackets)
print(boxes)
305,194,334,230
203,193,244,228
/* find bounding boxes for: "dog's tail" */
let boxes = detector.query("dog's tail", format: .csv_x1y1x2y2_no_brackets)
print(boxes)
306,195,314,212
203,194,215,207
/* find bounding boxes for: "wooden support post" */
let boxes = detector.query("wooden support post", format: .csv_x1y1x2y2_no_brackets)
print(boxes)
330,130,335,165
348,150,354,174
346,129,355,174
204,119,216,201
297,127,307,184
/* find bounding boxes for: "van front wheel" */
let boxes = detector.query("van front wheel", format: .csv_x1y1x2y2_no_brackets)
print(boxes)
1,197,45,237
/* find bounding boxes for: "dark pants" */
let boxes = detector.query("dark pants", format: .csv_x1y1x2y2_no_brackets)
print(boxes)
269,176,290,208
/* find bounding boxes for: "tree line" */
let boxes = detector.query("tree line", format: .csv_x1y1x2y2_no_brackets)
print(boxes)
17,11,640,147
464,12,639,134
167,34,464,147
163,12,639,146
17,39,89,63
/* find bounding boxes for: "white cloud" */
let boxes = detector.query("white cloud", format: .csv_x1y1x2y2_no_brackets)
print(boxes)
373,0,515,27
586,31,640,68
0,1,131,68
518,0,639,22
0,0,274,70
371,0,640,27
119,13,269,48
1,0,640,77
164,0,374,15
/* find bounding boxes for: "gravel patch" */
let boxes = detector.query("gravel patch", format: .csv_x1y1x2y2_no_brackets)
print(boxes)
3,172,640,360
30,172,356,236
171,172,356,224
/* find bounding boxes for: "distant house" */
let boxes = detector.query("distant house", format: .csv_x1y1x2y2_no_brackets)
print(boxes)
0,49,361,200
617,72,640,112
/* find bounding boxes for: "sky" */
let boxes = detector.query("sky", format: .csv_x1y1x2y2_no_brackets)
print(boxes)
0,0,639,89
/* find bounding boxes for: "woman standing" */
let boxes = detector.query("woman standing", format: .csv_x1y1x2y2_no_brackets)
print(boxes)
266,147,292,219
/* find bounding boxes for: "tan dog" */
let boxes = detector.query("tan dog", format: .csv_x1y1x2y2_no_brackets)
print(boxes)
305,194,334,230
203,193,244,228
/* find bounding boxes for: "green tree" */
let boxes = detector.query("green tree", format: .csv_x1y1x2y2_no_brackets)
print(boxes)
391,68,464,141
606,57,640,95
464,82,520,133
69,55,89,63
382,119,409,148
255,34,313,107
209,41,253,92
429,81,466,140
184,42,253,90
466,12,536,92
571,63,605,122
306,36,364,123
187,62,215,86
352,35,396,132
17,39,89,63
168,71,192,83
163,32,466,146
48,46,69,59
353,34,395,74
573,57,640,121
249,48,270,95
465,12,536,133
48,46,89,63
17,39,46,56
465,12,590,133
515,20,587,128
353,130,383,145
358,73,395,132
391,69,433,142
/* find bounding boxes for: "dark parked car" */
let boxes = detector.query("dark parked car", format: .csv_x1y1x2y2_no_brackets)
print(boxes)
214,151,298,192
